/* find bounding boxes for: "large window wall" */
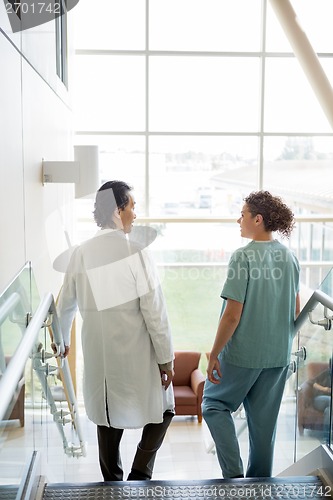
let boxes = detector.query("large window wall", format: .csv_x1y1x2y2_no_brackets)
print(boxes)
71,0,333,356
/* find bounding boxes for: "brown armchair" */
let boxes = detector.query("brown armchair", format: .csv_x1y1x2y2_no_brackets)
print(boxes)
297,362,328,435
173,351,205,423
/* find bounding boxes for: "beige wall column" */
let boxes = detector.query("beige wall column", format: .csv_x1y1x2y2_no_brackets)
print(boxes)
269,0,333,130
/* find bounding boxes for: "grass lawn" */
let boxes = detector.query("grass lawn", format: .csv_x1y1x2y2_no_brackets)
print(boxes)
161,266,227,372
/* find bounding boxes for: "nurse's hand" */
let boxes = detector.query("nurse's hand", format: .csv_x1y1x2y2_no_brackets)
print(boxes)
206,356,222,384
160,368,174,390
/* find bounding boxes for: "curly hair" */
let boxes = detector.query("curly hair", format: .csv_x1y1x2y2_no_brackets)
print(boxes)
93,180,133,228
244,191,295,238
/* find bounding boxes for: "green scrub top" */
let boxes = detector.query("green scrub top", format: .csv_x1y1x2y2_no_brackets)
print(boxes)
220,240,300,369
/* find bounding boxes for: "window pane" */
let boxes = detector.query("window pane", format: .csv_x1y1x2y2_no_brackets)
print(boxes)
264,58,332,133
263,136,333,214
73,0,145,50
74,135,146,241
266,0,333,53
149,136,258,216
149,222,239,350
149,0,261,52
150,57,260,132
73,56,145,131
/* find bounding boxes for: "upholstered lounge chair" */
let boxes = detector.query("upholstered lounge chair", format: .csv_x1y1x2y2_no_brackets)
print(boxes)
173,351,205,423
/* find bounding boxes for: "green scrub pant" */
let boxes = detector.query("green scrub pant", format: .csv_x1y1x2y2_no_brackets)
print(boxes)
202,360,289,479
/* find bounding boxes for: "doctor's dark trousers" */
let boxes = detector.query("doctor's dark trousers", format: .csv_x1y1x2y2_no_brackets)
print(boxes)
97,410,174,481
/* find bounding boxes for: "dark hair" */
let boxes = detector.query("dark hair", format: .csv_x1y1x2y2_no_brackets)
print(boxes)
93,180,132,228
244,190,295,238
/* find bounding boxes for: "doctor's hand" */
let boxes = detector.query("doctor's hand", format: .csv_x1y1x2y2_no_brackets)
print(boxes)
160,368,174,390
206,355,222,384
62,345,70,358
51,343,70,358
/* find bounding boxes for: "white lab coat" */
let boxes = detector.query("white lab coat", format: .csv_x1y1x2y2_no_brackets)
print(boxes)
57,229,174,429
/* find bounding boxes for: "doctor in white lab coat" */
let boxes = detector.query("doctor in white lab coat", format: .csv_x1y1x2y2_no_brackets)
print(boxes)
57,180,175,481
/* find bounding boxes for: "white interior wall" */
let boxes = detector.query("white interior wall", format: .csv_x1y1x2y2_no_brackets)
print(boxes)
0,6,75,299
0,33,25,287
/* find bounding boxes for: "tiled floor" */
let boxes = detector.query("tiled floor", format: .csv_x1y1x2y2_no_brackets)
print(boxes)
0,398,323,487
61,413,223,483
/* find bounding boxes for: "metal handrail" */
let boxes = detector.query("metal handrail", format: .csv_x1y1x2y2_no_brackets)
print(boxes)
0,292,21,326
295,289,333,333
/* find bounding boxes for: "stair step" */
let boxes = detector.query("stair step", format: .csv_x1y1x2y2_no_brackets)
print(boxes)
43,476,328,499
0,485,18,500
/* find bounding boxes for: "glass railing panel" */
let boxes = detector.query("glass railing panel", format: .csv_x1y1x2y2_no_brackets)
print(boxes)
0,262,36,494
263,267,333,473
0,263,32,361
0,263,85,493
295,267,333,462
295,308,333,459
319,265,333,297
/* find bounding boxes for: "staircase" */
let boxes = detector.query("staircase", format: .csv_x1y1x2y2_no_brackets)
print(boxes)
40,476,331,499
